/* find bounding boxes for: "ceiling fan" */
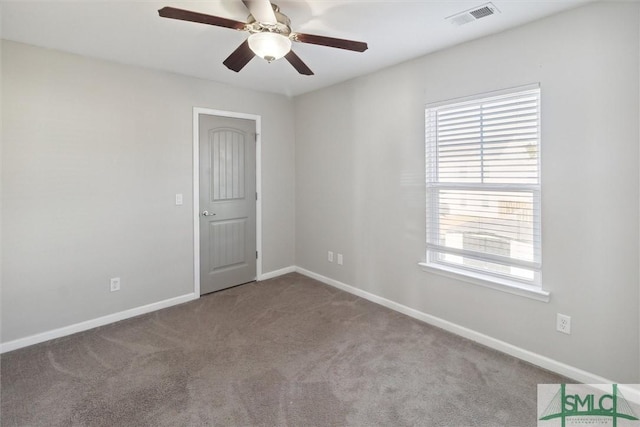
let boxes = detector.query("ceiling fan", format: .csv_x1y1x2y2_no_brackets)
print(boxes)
158,0,368,76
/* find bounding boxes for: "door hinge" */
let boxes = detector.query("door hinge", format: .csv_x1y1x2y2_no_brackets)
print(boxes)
256,192,258,201
256,251,259,259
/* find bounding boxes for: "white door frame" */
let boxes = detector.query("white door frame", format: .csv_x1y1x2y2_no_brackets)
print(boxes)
193,107,262,296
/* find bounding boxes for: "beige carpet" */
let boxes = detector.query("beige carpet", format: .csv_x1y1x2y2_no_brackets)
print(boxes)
1,273,567,426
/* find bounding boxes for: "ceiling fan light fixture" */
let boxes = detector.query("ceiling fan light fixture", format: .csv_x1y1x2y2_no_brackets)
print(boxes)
158,3,367,75
248,32,291,62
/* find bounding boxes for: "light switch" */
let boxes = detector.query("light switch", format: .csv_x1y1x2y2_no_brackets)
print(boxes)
175,193,183,206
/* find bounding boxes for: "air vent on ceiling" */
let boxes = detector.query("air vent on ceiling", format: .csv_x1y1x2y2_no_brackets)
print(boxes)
446,2,500,26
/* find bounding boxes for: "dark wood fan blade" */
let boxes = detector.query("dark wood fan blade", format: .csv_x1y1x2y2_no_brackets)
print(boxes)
292,33,368,52
242,0,277,24
158,7,246,30
223,40,255,72
285,50,313,75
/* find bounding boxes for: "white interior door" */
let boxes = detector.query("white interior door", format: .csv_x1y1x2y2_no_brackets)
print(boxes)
199,114,256,295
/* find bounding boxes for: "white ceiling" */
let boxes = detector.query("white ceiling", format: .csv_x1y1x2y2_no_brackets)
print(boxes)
1,0,595,96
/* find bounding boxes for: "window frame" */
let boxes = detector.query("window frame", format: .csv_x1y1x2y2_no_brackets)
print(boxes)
419,84,549,302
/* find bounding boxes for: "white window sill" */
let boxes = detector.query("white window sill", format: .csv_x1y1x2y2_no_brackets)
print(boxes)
418,262,550,303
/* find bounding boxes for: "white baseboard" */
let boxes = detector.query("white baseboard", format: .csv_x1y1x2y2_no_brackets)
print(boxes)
0,265,297,354
294,267,633,394
258,265,296,281
0,293,197,354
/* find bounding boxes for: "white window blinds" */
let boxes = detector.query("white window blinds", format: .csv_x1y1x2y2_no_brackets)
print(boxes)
425,85,541,287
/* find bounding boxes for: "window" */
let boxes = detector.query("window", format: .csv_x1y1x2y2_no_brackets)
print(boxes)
423,85,543,295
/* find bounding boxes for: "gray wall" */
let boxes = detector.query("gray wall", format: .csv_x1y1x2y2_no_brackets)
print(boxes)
295,2,639,382
1,40,295,342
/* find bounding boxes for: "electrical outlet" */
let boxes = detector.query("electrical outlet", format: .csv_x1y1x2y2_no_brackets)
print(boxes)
556,313,571,334
110,277,121,292
328,251,334,262
337,253,343,265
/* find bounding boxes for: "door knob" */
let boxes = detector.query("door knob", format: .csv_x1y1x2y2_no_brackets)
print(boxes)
202,210,216,216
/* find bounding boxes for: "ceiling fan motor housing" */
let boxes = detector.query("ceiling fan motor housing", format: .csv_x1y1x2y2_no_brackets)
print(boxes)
246,4,292,37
